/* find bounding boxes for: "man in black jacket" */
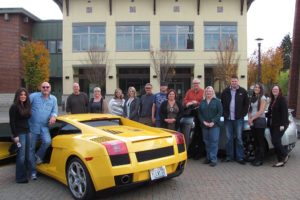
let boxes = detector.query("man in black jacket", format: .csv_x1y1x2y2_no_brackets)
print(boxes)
221,75,249,164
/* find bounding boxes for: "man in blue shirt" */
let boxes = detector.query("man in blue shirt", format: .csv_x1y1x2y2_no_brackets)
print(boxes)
152,82,168,127
29,82,58,180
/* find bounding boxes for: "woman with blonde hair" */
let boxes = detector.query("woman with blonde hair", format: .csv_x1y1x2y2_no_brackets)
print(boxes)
123,87,140,121
198,86,223,167
108,88,125,116
88,87,109,113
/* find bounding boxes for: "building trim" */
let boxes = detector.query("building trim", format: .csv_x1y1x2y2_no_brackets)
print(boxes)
0,7,40,21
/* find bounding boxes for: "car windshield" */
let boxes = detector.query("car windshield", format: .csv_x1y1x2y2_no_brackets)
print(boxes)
81,119,121,127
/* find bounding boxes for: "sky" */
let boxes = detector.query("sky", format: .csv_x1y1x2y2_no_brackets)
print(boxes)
0,0,296,56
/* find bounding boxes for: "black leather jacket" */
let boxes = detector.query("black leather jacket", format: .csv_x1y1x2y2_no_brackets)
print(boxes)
221,86,249,120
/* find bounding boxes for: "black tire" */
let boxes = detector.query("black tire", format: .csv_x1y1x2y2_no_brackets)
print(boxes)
66,157,95,200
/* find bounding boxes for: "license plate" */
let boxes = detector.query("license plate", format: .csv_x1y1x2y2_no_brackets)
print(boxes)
150,166,167,180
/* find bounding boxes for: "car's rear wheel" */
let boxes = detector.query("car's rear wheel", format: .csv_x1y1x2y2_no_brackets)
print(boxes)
67,157,95,200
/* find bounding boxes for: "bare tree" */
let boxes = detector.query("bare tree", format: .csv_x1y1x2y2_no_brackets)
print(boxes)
82,47,111,89
150,46,176,84
214,38,240,92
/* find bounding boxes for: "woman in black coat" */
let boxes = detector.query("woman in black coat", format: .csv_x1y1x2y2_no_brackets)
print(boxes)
159,89,183,130
266,85,289,167
9,88,32,183
123,86,140,122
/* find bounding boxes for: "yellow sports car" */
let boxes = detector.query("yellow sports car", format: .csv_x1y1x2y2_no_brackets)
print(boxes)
0,123,16,160
17,114,186,200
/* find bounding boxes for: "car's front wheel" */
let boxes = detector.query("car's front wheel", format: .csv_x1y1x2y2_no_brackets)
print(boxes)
67,157,95,200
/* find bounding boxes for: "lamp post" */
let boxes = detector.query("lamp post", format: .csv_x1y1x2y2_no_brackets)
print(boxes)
255,38,263,83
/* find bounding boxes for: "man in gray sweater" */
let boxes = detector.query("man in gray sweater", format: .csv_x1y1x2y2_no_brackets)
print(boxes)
66,83,89,114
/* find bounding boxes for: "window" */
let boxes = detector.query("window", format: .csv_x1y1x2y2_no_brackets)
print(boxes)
72,24,106,52
160,24,194,50
48,41,56,54
204,23,237,51
82,119,121,127
57,40,62,53
116,25,150,51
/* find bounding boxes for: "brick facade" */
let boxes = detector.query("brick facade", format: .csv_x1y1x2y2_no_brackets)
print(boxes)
0,13,33,93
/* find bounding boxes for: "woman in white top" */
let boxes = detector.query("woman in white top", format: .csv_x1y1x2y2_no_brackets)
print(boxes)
248,83,267,166
108,88,125,116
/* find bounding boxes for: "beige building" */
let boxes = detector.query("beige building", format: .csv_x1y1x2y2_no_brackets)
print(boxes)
54,0,254,100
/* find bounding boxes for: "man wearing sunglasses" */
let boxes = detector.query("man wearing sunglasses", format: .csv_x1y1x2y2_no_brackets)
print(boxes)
29,82,58,180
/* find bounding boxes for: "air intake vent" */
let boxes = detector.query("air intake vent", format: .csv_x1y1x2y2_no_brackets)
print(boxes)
173,6,180,12
4,13,9,21
102,129,122,134
129,6,136,13
90,136,112,143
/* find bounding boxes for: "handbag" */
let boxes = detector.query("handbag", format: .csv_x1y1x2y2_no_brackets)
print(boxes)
253,117,267,128
8,143,18,155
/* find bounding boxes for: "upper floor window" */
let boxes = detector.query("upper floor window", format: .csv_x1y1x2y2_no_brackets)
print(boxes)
204,22,237,51
160,24,194,50
43,40,62,54
116,24,150,51
48,41,56,54
57,41,63,53
72,24,105,52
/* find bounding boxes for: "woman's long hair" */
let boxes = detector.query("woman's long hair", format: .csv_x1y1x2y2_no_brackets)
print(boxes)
13,88,31,116
270,84,283,103
250,83,264,103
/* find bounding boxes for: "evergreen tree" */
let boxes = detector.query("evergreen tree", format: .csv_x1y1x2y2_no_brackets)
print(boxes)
280,34,292,70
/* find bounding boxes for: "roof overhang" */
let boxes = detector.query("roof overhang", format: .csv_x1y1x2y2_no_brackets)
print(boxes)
0,7,41,21
53,0,256,16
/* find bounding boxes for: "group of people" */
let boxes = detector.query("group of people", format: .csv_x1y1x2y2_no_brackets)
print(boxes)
63,76,289,167
9,76,290,183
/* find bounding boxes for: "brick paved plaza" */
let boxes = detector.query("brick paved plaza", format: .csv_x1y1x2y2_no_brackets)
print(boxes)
0,139,299,200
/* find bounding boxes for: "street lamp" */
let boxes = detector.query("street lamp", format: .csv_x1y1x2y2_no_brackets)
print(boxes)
255,38,263,83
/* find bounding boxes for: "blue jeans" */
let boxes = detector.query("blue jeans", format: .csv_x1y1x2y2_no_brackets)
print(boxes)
16,132,31,182
155,118,161,127
30,131,51,175
225,119,244,161
202,126,220,163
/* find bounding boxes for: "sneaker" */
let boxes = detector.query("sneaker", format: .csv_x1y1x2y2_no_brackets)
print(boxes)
202,159,211,164
16,179,28,184
251,160,263,166
31,174,37,180
237,159,246,165
272,162,284,167
284,155,289,164
222,157,232,162
209,162,217,167
35,155,43,165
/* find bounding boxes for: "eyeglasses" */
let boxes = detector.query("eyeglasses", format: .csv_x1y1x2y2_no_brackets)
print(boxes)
193,82,200,85
42,86,50,89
